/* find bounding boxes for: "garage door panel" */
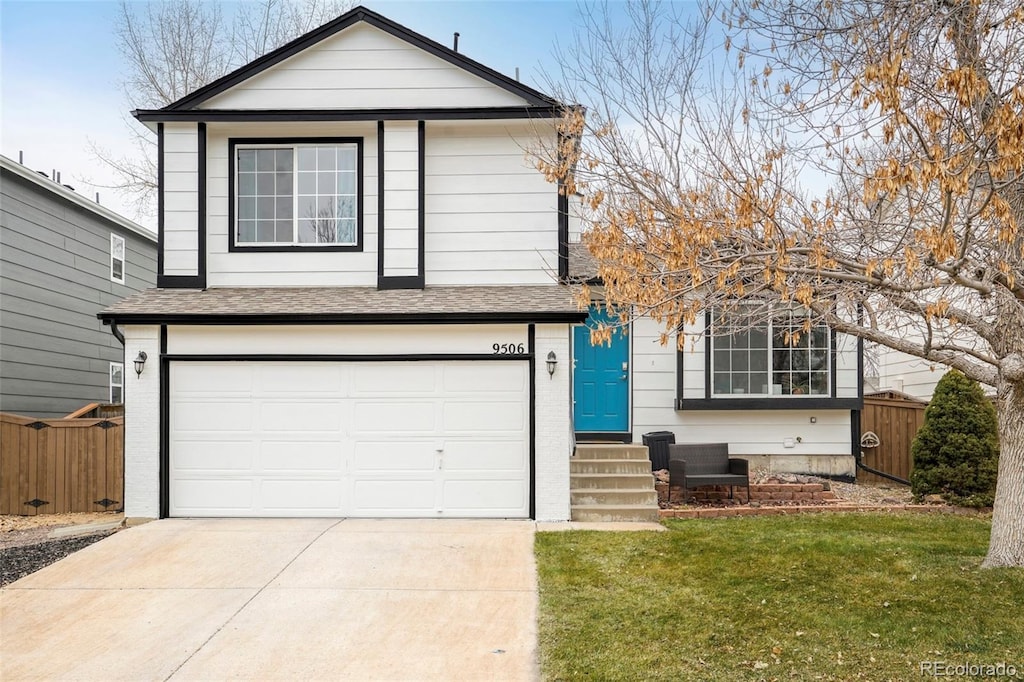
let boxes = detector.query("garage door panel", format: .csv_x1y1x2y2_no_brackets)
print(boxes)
170,360,530,518
442,441,524,471
443,479,525,512
260,441,346,472
174,401,252,432
353,441,436,472
353,363,435,393
353,480,435,511
173,363,253,393
174,440,255,470
257,364,345,393
355,401,436,431
443,401,525,432
260,479,345,513
260,401,343,432
444,363,526,392
172,478,254,515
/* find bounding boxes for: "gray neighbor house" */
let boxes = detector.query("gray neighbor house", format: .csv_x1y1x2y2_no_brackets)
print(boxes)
1,154,156,417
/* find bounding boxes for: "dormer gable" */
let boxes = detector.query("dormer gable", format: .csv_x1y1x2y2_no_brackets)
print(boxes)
136,5,556,118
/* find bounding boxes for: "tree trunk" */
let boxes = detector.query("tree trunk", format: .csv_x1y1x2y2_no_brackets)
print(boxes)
983,379,1024,568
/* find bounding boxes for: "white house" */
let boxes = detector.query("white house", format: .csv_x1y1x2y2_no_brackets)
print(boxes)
101,6,862,524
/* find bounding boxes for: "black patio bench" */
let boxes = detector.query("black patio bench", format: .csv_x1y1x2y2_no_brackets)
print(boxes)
668,442,750,501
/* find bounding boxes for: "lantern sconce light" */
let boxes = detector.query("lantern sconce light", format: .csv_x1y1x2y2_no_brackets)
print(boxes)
134,351,148,377
546,351,558,378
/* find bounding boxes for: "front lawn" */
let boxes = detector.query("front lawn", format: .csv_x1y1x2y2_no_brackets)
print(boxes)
536,513,1024,681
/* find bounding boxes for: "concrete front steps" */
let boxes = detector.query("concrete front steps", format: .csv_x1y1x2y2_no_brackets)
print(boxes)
570,444,659,522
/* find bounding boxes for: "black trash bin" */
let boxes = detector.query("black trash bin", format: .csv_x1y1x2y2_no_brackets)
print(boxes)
642,431,676,471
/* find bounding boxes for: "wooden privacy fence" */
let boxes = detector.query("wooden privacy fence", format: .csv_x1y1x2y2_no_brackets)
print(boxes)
859,394,927,484
0,410,124,515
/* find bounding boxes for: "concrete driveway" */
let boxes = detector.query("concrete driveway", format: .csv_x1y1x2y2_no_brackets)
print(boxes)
0,519,538,681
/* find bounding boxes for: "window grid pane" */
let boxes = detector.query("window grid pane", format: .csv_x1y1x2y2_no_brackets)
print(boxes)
712,310,829,397
237,143,358,246
296,144,358,246
711,313,771,396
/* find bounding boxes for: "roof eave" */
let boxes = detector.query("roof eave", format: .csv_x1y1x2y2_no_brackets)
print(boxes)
98,311,589,325
132,105,564,123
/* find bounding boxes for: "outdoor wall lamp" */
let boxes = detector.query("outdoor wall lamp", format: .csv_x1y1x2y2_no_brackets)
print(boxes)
546,351,558,378
134,351,148,377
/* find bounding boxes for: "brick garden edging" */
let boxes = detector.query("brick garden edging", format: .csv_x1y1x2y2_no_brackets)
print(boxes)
659,504,985,519
656,482,837,505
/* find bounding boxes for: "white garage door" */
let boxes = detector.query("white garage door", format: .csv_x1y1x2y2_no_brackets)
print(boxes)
168,361,530,518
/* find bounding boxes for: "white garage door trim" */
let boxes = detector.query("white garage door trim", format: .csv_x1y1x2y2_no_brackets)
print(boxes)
167,359,531,518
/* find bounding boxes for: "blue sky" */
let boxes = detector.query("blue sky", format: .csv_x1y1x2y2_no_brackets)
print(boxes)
0,0,588,228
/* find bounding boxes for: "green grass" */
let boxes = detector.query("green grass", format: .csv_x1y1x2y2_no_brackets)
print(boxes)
535,513,1024,681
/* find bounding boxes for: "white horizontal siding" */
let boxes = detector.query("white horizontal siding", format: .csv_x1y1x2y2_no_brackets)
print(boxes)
835,332,860,398
424,121,558,286
163,123,199,276
874,345,947,399
201,23,528,110
204,122,378,288
382,121,419,277
167,324,528,355
568,194,584,243
630,317,852,456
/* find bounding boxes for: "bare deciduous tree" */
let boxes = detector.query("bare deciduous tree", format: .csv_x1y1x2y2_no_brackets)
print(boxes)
539,0,1024,567
92,0,350,216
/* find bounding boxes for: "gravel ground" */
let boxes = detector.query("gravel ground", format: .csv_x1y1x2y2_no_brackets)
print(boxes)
0,512,123,587
1,532,116,587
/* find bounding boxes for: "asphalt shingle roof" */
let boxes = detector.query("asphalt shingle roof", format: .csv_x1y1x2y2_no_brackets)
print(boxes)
568,243,600,281
98,286,587,323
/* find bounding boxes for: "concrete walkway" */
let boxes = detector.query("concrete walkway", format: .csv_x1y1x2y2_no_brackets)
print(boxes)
1,519,539,681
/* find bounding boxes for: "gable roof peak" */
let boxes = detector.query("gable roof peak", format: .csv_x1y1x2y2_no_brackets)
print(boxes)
159,4,558,113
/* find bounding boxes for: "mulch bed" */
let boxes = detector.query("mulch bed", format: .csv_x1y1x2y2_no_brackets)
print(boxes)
1,531,116,587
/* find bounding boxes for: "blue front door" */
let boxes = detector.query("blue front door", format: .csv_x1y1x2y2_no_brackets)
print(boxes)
573,306,629,433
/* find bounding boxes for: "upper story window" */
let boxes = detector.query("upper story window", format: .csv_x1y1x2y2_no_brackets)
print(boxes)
230,138,363,252
110,233,126,284
712,308,830,397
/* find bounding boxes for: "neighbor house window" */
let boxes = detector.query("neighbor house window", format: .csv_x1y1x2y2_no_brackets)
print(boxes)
712,308,830,397
110,234,126,284
110,363,124,404
233,141,360,248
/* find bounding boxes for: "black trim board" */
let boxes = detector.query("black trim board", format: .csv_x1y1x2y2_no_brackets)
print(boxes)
158,6,557,112
377,121,385,280
156,123,164,276
156,275,206,289
197,122,207,287
159,326,168,519
418,120,426,283
377,276,424,290
528,324,536,520
677,397,863,410
101,311,589,325
850,409,861,459
163,353,531,362
227,137,365,253
830,328,838,399
556,131,569,282
135,106,561,123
